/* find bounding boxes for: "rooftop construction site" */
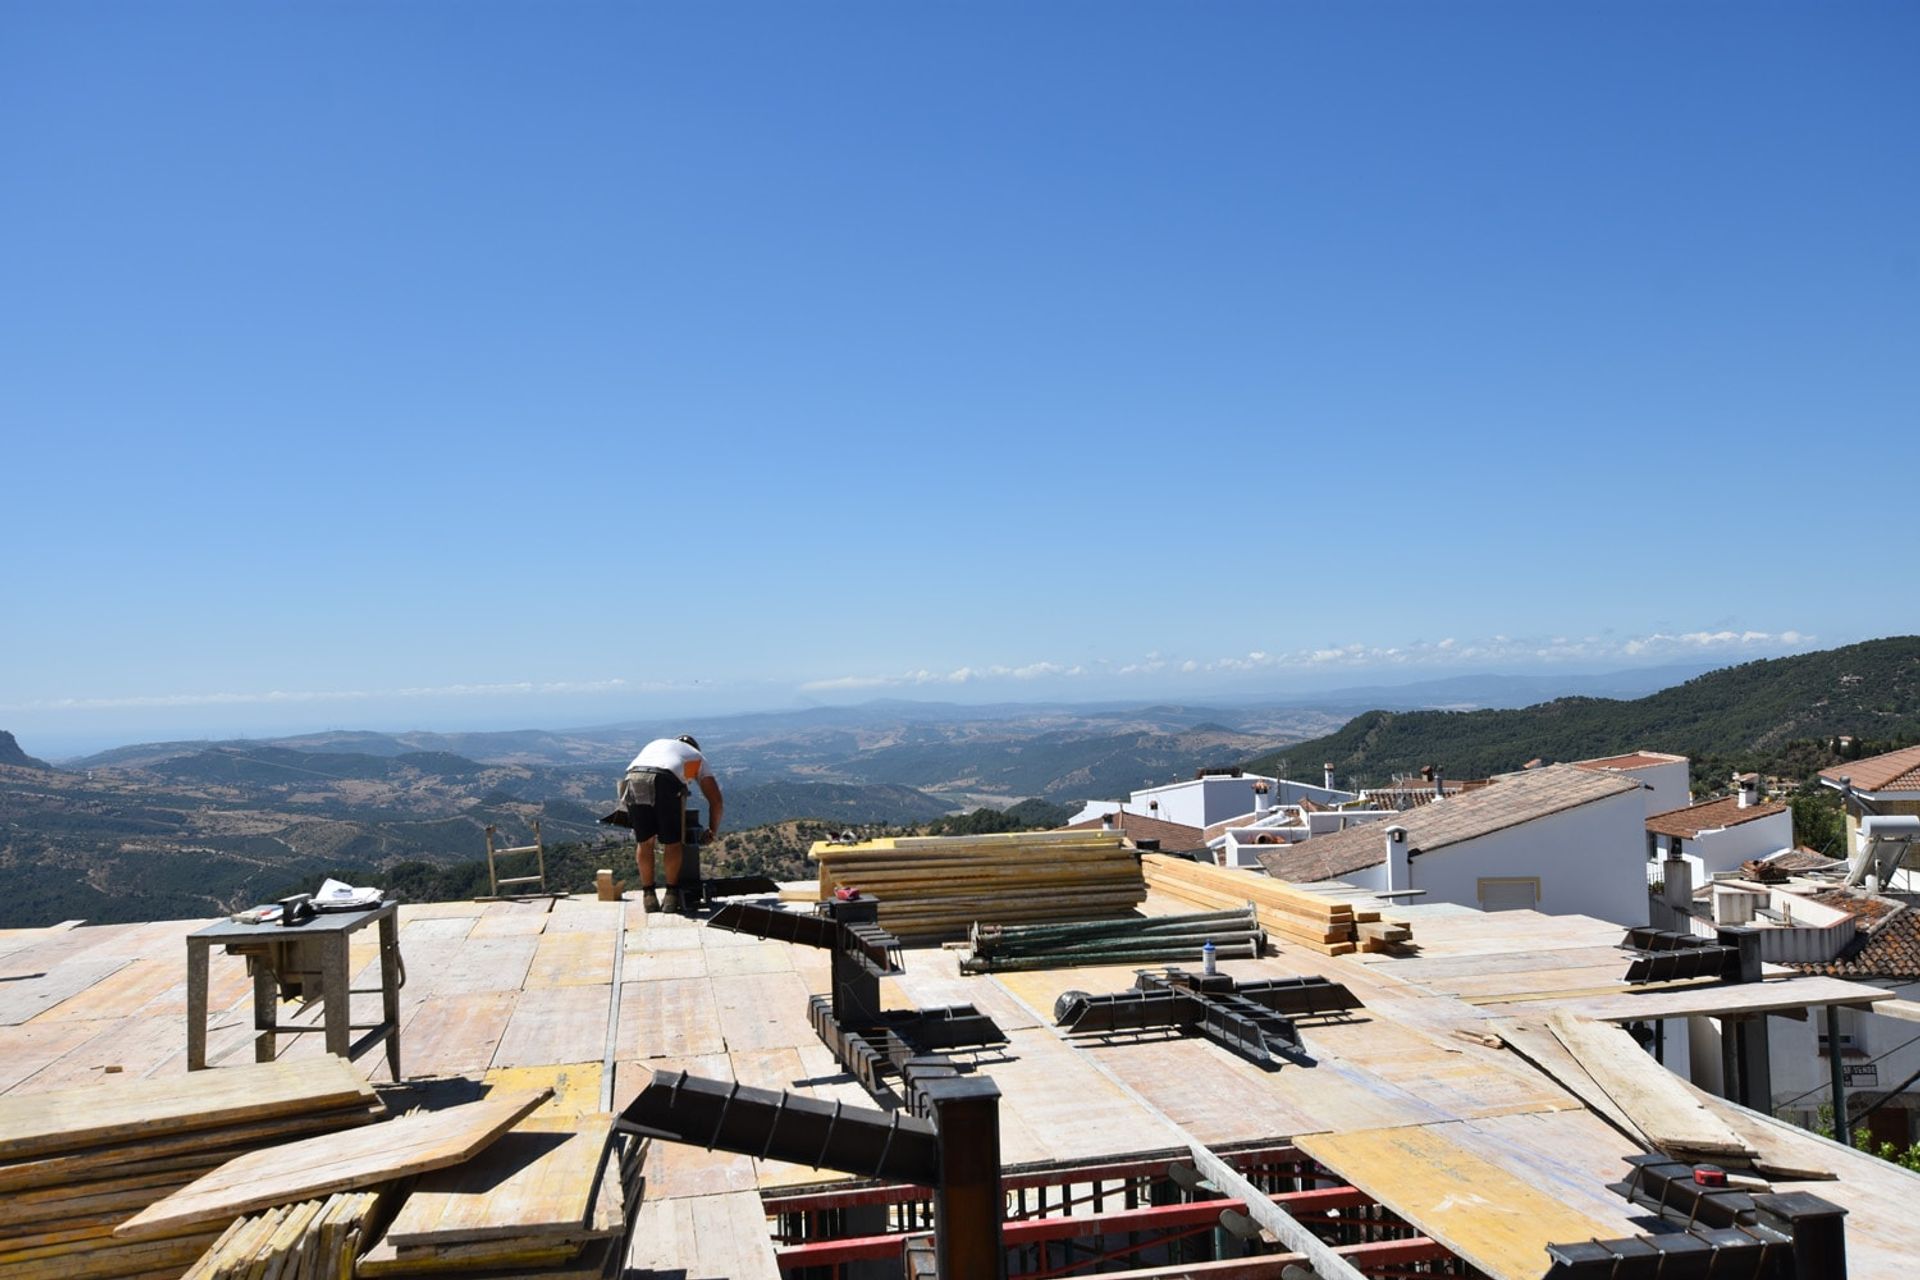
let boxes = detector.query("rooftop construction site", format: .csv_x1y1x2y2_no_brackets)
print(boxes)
3,813,1918,1280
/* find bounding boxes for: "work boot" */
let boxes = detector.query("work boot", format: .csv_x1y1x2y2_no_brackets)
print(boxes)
660,887,682,915
640,888,660,914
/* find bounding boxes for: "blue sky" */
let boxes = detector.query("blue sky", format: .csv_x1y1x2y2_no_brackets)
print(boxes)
3,2,1915,752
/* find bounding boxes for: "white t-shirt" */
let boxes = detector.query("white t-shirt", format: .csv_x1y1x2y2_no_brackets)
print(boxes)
627,738,709,785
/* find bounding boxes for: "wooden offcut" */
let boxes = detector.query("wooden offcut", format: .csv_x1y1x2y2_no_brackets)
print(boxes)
383,1113,618,1246
116,1089,550,1238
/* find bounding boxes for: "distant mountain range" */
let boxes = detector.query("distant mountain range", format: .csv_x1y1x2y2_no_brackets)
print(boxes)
5,650,1863,927
1248,637,1920,787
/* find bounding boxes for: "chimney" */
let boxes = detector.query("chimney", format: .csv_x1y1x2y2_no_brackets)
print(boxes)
1433,766,1445,799
1713,884,1756,927
1384,825,1408,893
1736,773,1758,809
1253,780,1271,814
1100,812,1115,832
1323,762,1335,791
1662,852,1693,912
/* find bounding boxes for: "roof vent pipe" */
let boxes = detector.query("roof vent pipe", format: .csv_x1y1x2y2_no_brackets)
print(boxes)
1385,825,1408,893
1253,780,1271,814
1324,763,1336,792
1433,766,1445,799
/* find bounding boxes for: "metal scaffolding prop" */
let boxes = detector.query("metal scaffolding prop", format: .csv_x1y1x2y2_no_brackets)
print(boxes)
1545,1154,1848,1278
1052,970,1362,1068
620,1069,1007,1280
707,897,1007,1106
1618,927,1749,984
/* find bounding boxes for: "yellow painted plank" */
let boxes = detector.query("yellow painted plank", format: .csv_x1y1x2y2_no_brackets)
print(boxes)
1294,1122,1624,1280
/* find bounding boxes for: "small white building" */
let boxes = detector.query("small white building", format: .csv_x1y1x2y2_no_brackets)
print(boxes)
1256,762,1650,924
1574,750,1692,821
1646,779,1794,882
1821,744,1920,893
1068,769,1354,833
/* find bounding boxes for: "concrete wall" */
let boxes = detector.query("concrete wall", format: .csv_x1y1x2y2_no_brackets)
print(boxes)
1386,789,1650,924
1610,758,1692,820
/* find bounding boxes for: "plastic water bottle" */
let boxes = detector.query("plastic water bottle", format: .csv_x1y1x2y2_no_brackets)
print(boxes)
1202,938,1217,975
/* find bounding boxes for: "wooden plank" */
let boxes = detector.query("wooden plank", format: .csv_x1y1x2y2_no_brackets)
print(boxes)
1546,1012,1754,1160
1294,1122,1625,1280
0,1019,113,1093
1485,1015,1649,1147
414,937,538,997
1545,976,1893,1022
0,1102,383,1192
1188,1143,1369,1280
711,973,817,1052
385,1113,615,1246
115,1090,550,1238
490,985,610,1068
0,1056,373,1160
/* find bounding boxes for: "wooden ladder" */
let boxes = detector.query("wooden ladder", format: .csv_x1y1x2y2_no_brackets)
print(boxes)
484,819,549,897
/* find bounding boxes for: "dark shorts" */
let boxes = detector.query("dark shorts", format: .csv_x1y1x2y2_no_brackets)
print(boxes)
621,767,687,845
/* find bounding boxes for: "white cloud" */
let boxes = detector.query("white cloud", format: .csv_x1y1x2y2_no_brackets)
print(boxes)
792,627,1818,694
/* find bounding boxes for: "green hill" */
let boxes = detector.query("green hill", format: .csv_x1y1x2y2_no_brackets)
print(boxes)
1246,636,1920,788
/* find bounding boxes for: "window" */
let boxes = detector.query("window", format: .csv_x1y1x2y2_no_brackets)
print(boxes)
1478,877,1541,912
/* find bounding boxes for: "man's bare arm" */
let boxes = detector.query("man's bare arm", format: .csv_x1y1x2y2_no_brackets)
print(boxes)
699,774,724,837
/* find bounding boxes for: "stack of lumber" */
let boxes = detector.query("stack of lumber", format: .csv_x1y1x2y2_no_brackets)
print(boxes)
1544,1011,1759,1166
0,1058,384,1280
185,1191,381,1280
811,831,1147,941
960,907,1264,973
356,1114,644,1279
1139,854,1413,956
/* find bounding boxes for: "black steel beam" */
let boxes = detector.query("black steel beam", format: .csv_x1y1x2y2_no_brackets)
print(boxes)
619,1069,939,1185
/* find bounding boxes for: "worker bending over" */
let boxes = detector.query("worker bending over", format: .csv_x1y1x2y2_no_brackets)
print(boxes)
620,734,724,914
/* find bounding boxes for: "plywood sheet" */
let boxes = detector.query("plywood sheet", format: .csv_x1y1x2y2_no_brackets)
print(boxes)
625,1188,779,1280
491,985,611,1068
9,1014,196,1092
469,911,552,939
700,942,796,977
621,949,709,983
525,933,615,988
617,979,724,1060
1295,1122,1625,1280
399,992,520,1077
1547,1013,1752,1160
116,1089,548,1237
710,973,816,1052
978,1026,1184,1164
418,937,538,996
400,916,479,943
385,1113,614,1245
397,901,490,922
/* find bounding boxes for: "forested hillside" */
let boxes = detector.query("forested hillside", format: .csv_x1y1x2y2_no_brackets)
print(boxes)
1247,637,1920,788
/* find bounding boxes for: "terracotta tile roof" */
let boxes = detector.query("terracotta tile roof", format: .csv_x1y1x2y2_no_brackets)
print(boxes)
1063,811,1208,852
1203,810,1298,842
1645,795,1789,839
1256,763,1641,883
1820,744,1920,793
1790,890,1920,980
1766,848,1843,873
1576,751,1689,772
1360,780,1493,812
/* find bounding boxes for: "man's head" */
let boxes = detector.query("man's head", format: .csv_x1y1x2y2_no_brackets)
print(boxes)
676,734,701,752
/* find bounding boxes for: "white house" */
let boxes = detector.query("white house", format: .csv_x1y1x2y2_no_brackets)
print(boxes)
1256,762,1650,924
1646,777,1794,882
1068,769,1354,833
1574,750,1692,821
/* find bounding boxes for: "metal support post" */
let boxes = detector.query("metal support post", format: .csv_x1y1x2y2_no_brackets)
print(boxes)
922,1076,1005,1280
1755,1191,1849,1280
1826,1004,1851,1147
